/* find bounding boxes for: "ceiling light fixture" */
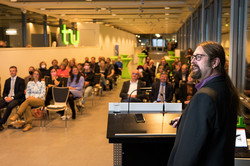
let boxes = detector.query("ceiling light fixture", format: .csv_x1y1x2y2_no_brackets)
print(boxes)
112,13,116,16
40,8,46,11
165,13,170,15
85,0,92,1
101,7,106,11
165,7,170,10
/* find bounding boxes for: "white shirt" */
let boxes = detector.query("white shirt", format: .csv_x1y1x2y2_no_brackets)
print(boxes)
157,83,166,102
127,80,138,96
26,81,46,100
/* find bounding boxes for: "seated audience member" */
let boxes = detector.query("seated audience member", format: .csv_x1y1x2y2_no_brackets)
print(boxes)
155,65,164,80
99,60,108,90
57,62,70,78
10,70,45,132
160,58,170,72
57,66,84,120
39,61,50,79
0,66,25,131
112,59,119,84
48,59,59,72
149,59,156,78
90,57,100,73
83,57,90,66
137,64,153,87
120,70,145,102
24,66,35,88
150,72,173,102
44,68,62,106
63,58,69,66
106,58,115,90
174,64,189,88
81,62,95,106
146,56,151,64
67,59,76,73
77,63,84,74
179,74,197,109
171,58,180,71
172,61,182,77
115,56,123,75
98,56,102,66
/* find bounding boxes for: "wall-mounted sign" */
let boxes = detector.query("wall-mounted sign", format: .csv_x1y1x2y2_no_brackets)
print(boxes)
61,24,80,45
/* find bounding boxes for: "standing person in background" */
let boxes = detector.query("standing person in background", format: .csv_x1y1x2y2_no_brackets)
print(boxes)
0,66,25,131
168,41,240,166
10,70,45,132
186,48,193,65
39,61,50,79
48,59,59,73
24,66,35,88
99,60,107,91
115,56,123,76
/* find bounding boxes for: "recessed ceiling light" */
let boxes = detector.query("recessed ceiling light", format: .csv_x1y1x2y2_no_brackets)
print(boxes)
40,8,46,11
112,13,116,16
165,13,170,15
101,7,106,11
86,0,92,1
120,18,124,20
165,7,170,10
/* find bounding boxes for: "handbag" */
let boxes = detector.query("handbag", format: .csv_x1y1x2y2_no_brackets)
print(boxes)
32,108,44,118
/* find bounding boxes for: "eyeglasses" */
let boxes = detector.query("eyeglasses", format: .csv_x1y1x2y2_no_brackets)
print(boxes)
191,54,206,61
132,73,139,75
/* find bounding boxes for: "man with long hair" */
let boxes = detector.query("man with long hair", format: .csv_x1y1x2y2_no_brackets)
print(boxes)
168,41,240,166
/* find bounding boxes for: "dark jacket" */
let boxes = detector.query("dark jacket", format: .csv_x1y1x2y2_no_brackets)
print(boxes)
3,76,25,101
120,80,145,101
150,80,173,102
179,82,197,109
168,76,237,166
83,71,95,87
91,62,100,73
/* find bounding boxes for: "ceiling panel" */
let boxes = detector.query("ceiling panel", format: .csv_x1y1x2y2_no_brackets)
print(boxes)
1,0,201,34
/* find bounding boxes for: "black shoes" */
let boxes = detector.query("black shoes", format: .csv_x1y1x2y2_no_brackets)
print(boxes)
0,124,4,131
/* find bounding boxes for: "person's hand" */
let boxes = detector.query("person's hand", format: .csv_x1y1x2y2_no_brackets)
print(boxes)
184,100,190,104
69,87,76,90
169,117,180,128
130,95,136,98
54,79,59,86
27,96,35,99
5,97,12,102
101,74,104,77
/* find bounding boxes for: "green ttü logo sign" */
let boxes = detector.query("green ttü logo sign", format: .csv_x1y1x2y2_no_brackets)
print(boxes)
61,24,80,45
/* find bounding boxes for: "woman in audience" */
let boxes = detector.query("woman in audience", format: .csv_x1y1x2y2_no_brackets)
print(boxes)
63,58,69,66
178,73,197,109
39,61,50,79
67,59,76,73
45,68,62,106
57,62,69,78
58,66,84,120
10,70,45,132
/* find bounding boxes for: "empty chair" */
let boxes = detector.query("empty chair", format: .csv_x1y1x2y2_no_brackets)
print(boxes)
45,87,69,128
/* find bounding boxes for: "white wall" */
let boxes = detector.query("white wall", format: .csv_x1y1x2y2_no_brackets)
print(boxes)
0,23,137,93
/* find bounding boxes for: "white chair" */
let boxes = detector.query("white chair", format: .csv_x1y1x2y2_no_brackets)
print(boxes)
45,87,69,128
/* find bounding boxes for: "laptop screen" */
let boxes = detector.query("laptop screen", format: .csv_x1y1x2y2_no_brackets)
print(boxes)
235,128,248,148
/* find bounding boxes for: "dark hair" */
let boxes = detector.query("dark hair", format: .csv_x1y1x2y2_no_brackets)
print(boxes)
39,61,46,68
9,66,17,71
70,66,81,84
187,48,193,55
198,41,240,115
91,57,96,60
52,59,58,64
29,66,35,70
32,69,42,81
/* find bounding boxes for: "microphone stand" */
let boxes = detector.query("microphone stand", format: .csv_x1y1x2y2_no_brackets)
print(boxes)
128,89,138,114
160,93,165,117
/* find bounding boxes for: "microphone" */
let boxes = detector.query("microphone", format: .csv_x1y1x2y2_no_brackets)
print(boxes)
128,89,138,114
160,93,165,116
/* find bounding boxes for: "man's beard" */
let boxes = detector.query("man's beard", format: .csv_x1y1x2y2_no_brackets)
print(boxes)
191,64,201,80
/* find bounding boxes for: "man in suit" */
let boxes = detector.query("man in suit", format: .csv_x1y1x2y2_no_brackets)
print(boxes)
150,72,173,102
120,70,145,102
0,66,25,131
90,57,100,73
168,41,239,166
